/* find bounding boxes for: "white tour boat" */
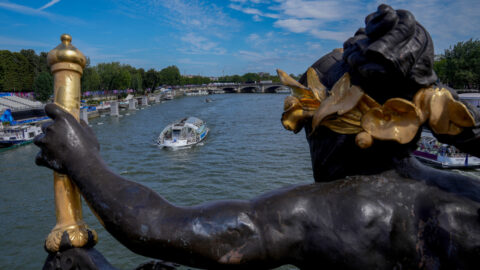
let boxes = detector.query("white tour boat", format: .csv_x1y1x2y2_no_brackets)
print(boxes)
185,90,208,96
413,130,480,169
157,117,209,148
0,124,42,148
459,92,480,109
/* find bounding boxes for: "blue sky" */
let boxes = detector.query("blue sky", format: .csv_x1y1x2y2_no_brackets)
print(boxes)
0,0,479,77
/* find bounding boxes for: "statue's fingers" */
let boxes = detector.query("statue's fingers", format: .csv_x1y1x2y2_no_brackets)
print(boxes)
35,150,66,173
35,151,49,168
33,133,46,147
44,103,70,120
41,121,54,134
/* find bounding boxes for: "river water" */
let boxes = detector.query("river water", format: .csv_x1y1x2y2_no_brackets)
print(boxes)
1,94,479,270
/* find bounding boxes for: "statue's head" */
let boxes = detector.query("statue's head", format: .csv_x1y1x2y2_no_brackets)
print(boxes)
277,4,475,181
343,4,437,103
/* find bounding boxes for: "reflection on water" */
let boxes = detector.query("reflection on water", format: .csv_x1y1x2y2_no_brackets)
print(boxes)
0,94,478,270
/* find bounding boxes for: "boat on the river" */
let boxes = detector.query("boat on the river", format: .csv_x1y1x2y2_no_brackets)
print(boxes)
0,124,42,148
157,117,209,148
163,90,174,100
459,92,480,109
95,102,111,113
185,90,208,96
413,130,480,169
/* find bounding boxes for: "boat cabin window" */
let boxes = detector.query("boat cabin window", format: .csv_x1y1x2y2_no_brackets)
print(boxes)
172,129,181,138
164,129,172,139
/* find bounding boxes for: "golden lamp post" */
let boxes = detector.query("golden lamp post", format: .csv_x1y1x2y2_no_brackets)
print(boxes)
45,34,97,252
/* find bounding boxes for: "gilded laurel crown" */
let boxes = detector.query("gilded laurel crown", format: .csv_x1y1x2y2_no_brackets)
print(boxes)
277,65,475,149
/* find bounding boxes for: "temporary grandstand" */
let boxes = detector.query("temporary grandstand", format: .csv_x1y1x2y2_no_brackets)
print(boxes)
0,94,46,124
0,94,43,111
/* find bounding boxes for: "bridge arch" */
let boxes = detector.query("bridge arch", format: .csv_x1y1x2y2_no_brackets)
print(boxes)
222,87,237,93
264,86,282,93
239,86,259,93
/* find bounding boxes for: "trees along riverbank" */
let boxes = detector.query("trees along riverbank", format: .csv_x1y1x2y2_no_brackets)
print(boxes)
0,49,284,103
1,39,478,102
434,39,480,90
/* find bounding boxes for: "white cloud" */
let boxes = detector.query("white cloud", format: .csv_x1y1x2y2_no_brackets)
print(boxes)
274,19,321,33
310,30,350,42
180,33,226,55
231,0,480,51
178,58,218,66
247,33,261,42
0,2,51,17
229,0,363,42
276,0,347,20
306,42,322,50
117,0,240,34
229,3,279,19
181,33,217,51
238,50,281,62
0,36,50,47
38,0,61,11
0,1,83,23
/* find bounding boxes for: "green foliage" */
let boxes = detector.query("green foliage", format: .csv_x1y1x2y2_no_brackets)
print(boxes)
114,68,131,90
242,72,260,82
0,48,291,97
86,99,100,105
434,39,480,89
130,72,142,91
181,76,211,85
159,65,181,86
0,49,49,93
0,50,34,91
81,67,101,92
117,92,128,99
143,68,158,90
217,72,280,83
34,72,53,102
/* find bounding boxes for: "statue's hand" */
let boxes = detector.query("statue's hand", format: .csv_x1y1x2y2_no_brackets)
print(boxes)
34,103,100,174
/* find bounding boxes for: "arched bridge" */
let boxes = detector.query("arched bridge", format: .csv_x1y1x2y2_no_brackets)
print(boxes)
175,82,290,94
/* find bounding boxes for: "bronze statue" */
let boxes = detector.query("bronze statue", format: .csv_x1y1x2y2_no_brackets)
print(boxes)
36,4,480,269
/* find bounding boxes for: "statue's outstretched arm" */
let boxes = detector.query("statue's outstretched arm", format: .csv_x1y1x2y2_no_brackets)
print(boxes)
34,104,302,268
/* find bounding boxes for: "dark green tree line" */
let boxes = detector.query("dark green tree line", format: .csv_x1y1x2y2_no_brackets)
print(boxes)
0,49,52,99
434,39,480,89
1,48,306,99
217,72,294,83
34,72,53,102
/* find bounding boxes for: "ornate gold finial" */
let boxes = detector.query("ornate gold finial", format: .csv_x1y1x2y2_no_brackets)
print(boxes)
277,68,476,148
45,34,97,252
61,33,72,43
47,34,86,68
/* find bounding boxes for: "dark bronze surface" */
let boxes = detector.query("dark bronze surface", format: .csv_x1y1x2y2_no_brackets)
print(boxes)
35,4,480,269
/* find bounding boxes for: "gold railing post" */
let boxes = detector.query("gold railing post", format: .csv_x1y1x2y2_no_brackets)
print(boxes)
45,34,97,252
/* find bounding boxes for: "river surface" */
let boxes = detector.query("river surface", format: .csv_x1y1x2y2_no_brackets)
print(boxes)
1,94,479,270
